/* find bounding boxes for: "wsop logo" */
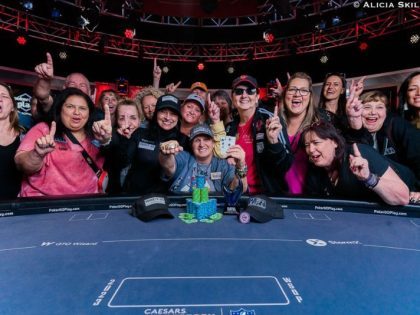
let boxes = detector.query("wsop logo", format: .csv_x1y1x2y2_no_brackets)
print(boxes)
230,308,256,315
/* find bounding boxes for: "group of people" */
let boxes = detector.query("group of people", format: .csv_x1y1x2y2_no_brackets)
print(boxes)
0,52,419,207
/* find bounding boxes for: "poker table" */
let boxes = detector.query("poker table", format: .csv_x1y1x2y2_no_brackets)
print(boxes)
0,195,419,315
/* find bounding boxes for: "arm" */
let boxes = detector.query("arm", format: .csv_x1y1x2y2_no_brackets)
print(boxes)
207,94,227,158
33,52,54,113
226,145,248,192
15,122,57,175
158,141,183,178
152,58,162,89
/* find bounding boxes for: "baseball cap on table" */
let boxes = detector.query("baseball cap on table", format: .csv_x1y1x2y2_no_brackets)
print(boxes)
189,123,214,141
241,195,284,223
183,93,206,112
156,94,180,116
190,81,208,92
232,75,258,89
132,194,174,222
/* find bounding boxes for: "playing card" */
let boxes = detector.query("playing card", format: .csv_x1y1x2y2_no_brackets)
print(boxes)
220,136,236,156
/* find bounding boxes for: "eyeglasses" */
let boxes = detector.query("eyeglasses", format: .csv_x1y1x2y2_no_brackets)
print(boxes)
286,87,311,96
233,87,257,96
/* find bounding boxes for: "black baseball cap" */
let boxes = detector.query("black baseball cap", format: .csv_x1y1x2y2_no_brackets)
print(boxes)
132,194,174,222
156,94,180,116
232,75,258,89
242,195,284,223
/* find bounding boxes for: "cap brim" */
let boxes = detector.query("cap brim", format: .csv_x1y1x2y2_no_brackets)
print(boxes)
233,80,257,89
136,209,174,222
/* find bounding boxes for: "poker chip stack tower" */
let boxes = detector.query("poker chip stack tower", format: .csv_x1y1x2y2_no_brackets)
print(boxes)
186,175,217,220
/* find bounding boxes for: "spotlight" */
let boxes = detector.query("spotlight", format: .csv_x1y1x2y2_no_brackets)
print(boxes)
315,20,327,32
16,29,27,45
21,1,33,11
409,33,419,45
162,65,170,74
124,28,136,39
79,1,100,32
78,16,90,29
319,52,329,64
51,8,62,20
358,41,369,52
331,16,341,26
58,50,68,60
263,30,275,44
226,63,235,74
197,62,205,71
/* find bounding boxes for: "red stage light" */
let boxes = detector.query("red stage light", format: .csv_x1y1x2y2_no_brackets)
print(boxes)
124,28,135,39
16,35,27,45
197,62,205,71
263,31,275,44
359,41,369,52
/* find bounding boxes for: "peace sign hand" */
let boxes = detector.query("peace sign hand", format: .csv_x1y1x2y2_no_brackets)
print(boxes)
34,121,56,157
346,82,363,129
93,104,113,144
34,52,54,80
265,105,282,144
349,143,370,181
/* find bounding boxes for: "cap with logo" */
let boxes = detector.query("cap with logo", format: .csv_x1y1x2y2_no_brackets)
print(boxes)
132,194,174,222
183,93,206,112
189,123,214,142
156,94,180,116
232,75,258,89
190,81,208,92
239,195,284,223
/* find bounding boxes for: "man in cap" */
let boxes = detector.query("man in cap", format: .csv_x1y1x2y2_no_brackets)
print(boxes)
190,81,208,100
159,123,247,193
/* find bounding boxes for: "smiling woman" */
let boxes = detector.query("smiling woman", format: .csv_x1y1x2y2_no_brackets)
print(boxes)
14,88,112,197
303,121,410,206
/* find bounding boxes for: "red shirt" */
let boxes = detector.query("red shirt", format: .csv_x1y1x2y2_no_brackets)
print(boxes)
236,115,263,194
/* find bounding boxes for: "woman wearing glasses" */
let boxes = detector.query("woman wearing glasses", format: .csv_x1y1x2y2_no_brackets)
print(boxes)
0,83,23,199
279,72,318,195
303,121,410,206
225,75,293,194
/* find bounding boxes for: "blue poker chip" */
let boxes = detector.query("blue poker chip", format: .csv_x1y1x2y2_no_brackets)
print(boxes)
239,211,251,224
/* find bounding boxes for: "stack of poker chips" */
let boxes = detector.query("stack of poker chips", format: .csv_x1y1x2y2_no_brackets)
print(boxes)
186,175,217,220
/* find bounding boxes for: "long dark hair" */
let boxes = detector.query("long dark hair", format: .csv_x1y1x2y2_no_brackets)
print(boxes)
318,72,347,117
302,120,346,170
398,71,420,118
49,88,96,138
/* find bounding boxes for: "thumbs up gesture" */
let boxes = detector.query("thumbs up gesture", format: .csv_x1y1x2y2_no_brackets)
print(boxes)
349,143,370,181
265,105,282,144
34,121,56,157
92,104,113,144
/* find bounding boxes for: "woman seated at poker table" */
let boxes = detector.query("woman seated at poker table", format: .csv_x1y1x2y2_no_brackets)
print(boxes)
159,123,247,194
111,94,189,194
303,121,410,206
14,88,112,197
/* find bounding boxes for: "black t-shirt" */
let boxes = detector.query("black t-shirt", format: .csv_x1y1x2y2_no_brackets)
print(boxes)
0,136,22,199
305,144,390,202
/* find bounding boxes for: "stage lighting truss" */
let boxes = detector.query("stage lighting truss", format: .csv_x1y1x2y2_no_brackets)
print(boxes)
1,4,419,63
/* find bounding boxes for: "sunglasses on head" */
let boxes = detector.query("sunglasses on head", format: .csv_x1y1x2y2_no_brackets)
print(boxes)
233,87,257,96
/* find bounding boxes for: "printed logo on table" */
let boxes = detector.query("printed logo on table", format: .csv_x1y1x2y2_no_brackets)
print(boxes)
230,308,256,315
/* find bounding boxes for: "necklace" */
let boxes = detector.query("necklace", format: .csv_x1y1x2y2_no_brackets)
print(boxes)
328,169,339,187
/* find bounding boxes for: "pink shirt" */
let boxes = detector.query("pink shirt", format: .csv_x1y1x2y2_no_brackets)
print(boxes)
284,133,308,195
18,123,104,197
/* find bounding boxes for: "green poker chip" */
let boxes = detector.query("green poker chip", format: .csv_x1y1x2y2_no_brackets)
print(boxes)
179,213,195,220
210,213,223,221
199,219,214,223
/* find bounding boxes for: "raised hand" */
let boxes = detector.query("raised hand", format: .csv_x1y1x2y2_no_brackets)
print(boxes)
93,104,112,144
270,78,284,99
34,121,56,157
159,140,183,155
206,93,220,123
153,58,162,80
165,81,181,94
34,52,54,80
354,76,365,97
349,143,370,181
265,105,282,144
346,81,363,129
